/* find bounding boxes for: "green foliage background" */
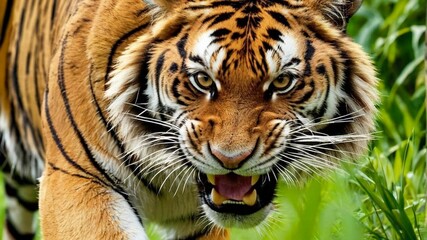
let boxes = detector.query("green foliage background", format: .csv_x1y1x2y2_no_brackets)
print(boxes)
0,0,425,239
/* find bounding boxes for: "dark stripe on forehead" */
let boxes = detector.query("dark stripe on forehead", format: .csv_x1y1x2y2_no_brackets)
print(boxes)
219,49,234,76
258,46,268,75
207,12,234,27
211,28,231,38
186,0,304,11
267,10,291,28
283,57,301,69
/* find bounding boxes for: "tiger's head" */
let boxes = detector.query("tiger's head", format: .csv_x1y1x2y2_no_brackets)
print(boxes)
106,0,377,228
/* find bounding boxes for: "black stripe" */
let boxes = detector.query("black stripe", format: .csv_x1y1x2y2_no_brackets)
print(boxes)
294,80,315,104
34,60,41,114
176,33,188,58
267,122,281,139
155,52,166,83
5,216,35,240
0,0,13,47
88,66,123,152
231,32,242,40
44,85,109,187
50,0,57,28
319,101,350,137
264,124,285,155
315,64,330,120
330,57,339,85
267,10,291,28
4,181,38,211
48,162,101,183
283,57,301,69
211,28,231,38
188,55,205,67
258,46,268,75
155,51,167,121
172,77,187,106
117,40,164,195
11,5,27,123
9,5,42,159
266,28,282,41
303,39,315,76
58,37,120,187
104,23,149,86
52,161,145,228
25,52,31,75
45,87,145,225
169,62,178,73
208,12,234,27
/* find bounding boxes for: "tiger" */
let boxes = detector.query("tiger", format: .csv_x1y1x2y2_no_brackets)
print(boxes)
0,0,378,239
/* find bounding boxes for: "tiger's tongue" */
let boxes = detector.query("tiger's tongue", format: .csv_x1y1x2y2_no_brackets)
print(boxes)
215,173,252,200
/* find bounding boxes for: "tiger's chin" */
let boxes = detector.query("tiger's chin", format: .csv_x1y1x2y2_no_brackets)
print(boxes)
197,173,277,228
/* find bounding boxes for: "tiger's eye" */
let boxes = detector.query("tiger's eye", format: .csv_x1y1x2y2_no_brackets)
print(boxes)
272,75,292,90
195,72,213,90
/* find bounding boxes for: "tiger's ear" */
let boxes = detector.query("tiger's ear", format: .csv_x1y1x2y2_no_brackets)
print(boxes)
306,0,363,31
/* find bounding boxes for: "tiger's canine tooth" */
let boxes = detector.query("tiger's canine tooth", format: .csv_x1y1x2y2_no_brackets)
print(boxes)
211,188,227,205
242,190,257,206
207,174,216,185
251,175,260,186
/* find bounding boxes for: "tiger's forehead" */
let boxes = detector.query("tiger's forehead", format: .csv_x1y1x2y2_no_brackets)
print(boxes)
188,30,301,77
184,3,305,87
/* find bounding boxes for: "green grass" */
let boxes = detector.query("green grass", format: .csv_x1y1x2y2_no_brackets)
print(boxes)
1,0,426,239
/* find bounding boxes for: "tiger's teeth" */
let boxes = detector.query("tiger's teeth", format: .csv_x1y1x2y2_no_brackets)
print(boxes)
251,175,260,186
211,188,227,206
207,174,216,185
242,190,257,206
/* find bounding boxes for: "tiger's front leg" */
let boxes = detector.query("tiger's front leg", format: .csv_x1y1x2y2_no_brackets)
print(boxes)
39,164,230,239
39,161,148,239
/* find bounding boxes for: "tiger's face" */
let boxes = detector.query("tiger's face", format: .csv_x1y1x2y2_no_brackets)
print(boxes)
107,0,377,228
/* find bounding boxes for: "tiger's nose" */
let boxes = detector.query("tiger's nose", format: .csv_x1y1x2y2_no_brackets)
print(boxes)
210,145,254,169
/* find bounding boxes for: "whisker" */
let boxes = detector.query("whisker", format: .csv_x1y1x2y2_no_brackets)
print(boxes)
125,114,180,130
125,102,176,119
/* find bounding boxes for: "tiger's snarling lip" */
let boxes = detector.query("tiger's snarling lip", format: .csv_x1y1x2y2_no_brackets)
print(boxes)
197,172,277,215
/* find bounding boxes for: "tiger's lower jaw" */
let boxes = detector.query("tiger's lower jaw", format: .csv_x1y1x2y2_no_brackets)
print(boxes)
197,173,277,228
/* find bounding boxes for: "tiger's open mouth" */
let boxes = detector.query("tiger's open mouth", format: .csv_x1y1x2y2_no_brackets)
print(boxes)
197,172,277,215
